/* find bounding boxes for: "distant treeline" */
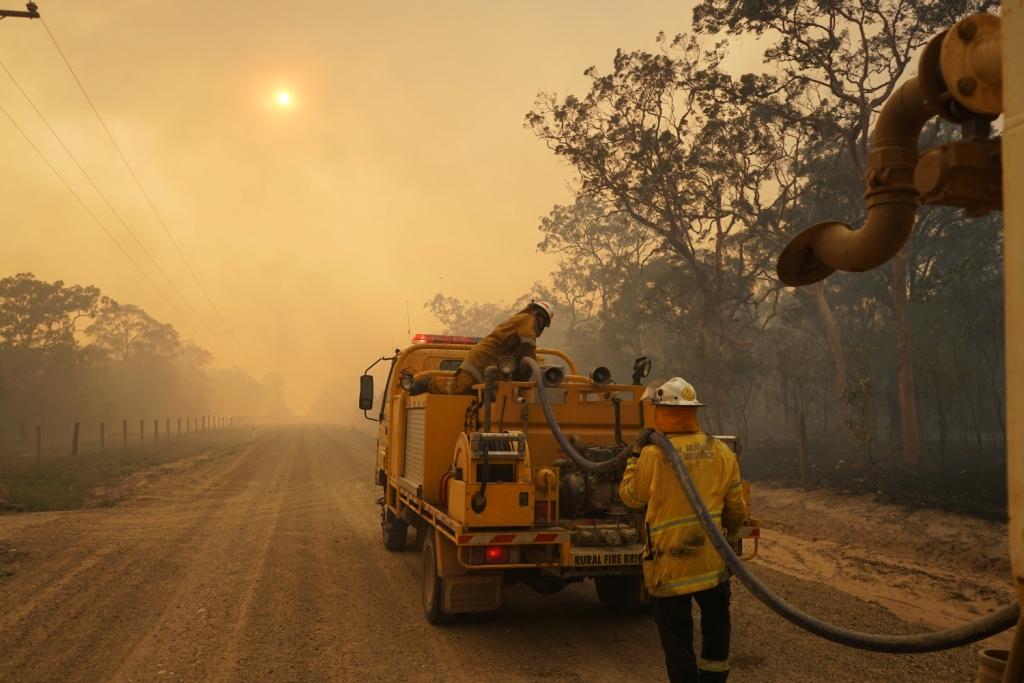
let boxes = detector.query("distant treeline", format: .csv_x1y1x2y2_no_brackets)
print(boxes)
428,0,1006,509
0,273,289,452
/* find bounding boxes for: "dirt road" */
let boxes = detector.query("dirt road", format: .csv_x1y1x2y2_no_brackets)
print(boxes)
0,425,1014,682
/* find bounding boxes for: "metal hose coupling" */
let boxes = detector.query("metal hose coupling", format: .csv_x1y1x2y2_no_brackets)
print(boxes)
647,430,1019,653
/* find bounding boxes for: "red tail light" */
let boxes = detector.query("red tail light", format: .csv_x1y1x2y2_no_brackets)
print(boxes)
485,545,509,564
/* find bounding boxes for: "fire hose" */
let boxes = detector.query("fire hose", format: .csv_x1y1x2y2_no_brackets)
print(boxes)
524,358,1019,653
522,358,635,472
647,431,1019,653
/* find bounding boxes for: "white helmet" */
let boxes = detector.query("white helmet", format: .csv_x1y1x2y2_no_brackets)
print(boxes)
530,300,554,325
643,377,704,407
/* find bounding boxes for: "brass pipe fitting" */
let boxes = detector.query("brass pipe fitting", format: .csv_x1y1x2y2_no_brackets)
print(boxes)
777,77,936,285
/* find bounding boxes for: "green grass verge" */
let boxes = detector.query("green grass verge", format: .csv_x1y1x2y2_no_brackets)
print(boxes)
0,429,249,513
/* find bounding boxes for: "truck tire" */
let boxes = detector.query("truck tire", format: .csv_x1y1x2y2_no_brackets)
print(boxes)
382,508,407,551
595,574,644,615
422,535,455,624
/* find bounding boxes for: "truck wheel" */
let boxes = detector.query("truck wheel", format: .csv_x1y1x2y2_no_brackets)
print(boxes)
422,535,455,624
382,508,407,551
595,574,644,615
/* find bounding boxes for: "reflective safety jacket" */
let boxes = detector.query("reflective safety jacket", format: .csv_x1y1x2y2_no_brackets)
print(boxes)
620,432,746,597
461,312,538,382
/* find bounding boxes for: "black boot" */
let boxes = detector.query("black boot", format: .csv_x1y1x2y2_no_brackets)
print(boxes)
698,670,728,683
400,370,429,396
408,378,430,395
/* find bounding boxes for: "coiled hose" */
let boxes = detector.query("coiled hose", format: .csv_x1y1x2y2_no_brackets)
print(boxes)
646,432,1019,653
523,359,1020,653
523,357,634,472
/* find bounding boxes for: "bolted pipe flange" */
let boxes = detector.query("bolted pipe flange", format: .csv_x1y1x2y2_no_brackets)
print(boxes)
941,13,1002,117
918,31,965,122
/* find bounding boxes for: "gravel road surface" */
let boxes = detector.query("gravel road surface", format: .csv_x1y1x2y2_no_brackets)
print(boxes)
0,425,1013,682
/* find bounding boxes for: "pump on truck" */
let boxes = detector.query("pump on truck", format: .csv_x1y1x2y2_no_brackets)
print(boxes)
358,334,759,623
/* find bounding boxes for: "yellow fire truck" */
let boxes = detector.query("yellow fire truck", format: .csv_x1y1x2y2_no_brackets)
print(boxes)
359,334,757,623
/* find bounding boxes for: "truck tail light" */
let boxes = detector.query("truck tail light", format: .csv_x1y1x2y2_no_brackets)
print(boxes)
485,545,509,564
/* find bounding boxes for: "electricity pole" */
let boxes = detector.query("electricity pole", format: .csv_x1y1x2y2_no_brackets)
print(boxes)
0,2,39,19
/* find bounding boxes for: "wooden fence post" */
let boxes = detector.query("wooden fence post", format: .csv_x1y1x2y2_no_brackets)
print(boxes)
139,419,144,444
35,425,41,462
100,422,105,451
166,418,170,439
122,420,128,447
177,417,181,435
186,417,191,433
71,422,79,457
154,419,159,443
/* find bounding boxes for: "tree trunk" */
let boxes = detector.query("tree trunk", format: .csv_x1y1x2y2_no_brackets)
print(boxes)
797,410,810,487
891,251,922,465
811,283,854,445
935,378,947,476
821,397,829,463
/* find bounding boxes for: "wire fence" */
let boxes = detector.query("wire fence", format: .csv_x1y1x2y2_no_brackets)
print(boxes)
0,416,252,462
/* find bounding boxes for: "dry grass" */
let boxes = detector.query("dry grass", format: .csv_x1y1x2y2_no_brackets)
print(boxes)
0,429,250,512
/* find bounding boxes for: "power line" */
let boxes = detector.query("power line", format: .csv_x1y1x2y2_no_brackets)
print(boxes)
0,97,213,347
38,17,243,352
0,56,227,350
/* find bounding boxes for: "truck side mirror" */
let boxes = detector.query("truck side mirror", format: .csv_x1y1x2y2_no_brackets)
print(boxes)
359,374,374,411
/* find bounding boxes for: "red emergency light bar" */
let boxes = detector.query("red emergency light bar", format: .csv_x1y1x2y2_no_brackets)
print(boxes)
411,333,482,345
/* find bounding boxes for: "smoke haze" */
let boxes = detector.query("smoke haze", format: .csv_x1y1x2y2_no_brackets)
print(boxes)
0,0,735,414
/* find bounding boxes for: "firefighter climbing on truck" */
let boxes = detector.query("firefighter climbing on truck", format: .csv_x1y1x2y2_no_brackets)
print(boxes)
620,377,747,683
402,300,554,395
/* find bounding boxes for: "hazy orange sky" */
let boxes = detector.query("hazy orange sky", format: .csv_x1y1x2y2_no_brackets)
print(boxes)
1,0,762,413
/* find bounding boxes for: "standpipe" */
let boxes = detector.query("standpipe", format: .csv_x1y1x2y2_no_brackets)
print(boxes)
1002,3,1024,677
776,13,1005,286
776,76,936,286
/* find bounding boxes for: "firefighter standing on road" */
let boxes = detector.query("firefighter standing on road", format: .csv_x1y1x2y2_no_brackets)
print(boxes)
404,300,553,395
620,378,747,683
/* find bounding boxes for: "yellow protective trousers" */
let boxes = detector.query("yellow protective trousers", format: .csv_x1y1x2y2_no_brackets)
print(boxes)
426,369,476,396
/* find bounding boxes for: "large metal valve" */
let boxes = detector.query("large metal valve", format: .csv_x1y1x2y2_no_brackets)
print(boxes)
776,13,1004,287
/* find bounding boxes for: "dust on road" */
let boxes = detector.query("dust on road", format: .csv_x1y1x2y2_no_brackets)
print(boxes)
0,425,1013,682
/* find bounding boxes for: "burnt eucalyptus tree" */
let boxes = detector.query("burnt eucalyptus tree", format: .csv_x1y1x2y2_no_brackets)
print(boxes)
526,35,802,415
537,195,662,376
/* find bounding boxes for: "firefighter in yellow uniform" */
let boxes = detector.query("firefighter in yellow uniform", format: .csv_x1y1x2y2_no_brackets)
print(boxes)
620,377,747,683
405,300,553,395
